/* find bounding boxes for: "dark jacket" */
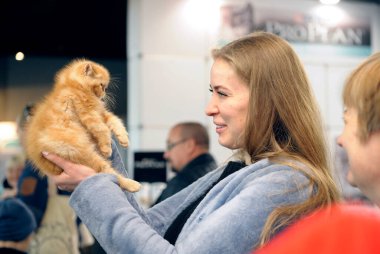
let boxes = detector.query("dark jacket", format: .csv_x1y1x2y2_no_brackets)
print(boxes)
154,153,217,204
16,160,48,226
0,247,27,254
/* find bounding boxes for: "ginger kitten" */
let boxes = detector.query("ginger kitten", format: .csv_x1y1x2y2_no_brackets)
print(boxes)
25,59,140,192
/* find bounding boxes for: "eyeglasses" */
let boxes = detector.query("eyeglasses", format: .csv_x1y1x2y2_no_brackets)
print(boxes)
166,139,188,151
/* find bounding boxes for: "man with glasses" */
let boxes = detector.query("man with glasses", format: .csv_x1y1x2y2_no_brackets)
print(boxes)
154,122,217,204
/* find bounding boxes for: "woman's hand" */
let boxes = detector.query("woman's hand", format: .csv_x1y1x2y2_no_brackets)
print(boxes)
42,151,96,192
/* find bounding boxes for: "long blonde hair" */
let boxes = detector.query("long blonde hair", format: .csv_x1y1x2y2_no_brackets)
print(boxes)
213,31,340,246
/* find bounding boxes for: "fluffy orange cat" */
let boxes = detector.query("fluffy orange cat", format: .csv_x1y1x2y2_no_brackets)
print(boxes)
25,59,140,192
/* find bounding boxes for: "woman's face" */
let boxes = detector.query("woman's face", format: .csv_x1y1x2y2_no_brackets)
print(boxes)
337,107,380,205
205,58,249,149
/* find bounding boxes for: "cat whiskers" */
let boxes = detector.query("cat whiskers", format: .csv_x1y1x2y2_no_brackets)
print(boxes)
103,93,116,110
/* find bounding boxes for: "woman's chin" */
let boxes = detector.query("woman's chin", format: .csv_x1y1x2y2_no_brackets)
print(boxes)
218,139,234,150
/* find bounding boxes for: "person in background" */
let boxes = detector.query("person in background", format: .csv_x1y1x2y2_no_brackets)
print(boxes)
337,52,380,206
44,32,339,253
0,198,37,254
154,122,217,204
1,155,24,199
15,103,49,227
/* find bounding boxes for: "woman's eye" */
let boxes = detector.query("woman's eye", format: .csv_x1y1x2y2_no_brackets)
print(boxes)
217,91,227,97
209,86,227,97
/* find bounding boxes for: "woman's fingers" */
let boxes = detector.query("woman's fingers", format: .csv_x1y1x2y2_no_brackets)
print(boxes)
42,151,74,173
43,151,97,191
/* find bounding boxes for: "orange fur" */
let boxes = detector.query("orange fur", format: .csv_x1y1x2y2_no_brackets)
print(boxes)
25,59,140,192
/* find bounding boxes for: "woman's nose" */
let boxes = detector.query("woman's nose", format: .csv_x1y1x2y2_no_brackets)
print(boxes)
205,97,217,116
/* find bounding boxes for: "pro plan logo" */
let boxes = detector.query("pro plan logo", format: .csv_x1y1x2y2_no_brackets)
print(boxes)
216,1,371,56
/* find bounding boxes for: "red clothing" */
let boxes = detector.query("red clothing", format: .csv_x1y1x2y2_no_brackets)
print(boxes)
256,203,380,254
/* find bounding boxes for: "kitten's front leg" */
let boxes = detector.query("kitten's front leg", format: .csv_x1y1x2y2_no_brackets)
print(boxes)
104,111,129,147
91,125,113,157
77,110,113,158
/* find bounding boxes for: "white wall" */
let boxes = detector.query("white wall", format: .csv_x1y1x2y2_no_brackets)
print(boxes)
127,0,380,168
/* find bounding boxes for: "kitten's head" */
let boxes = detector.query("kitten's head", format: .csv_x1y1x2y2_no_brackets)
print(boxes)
56,59,110,98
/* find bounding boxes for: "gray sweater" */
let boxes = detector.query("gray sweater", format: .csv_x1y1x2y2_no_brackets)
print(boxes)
70,152,310,254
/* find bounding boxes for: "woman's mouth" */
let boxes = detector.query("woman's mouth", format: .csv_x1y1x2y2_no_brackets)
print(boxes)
215,124,226,134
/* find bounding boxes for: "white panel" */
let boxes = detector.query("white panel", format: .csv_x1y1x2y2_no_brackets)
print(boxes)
326,64,358,128
304,63,327,125
140,56,208,127
140,128,168,150
141,0,208,56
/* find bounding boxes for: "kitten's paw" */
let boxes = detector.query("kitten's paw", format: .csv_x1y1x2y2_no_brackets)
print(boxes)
100,145,112,158
118,136,129,147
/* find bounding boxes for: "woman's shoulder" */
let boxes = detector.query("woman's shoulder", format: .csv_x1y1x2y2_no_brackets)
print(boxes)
241,158,310,183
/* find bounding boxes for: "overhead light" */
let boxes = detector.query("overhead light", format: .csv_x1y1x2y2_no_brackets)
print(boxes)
183,0,221,30
320,0,340,4
15,52,25,61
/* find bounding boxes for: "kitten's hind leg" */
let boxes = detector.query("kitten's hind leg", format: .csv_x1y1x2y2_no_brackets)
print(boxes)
101,166,141,192
116,175,141,192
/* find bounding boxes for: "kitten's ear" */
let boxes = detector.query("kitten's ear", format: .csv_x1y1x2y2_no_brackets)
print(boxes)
84,63,94,76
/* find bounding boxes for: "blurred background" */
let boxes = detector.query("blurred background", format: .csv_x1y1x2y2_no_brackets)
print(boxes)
1,0,379,206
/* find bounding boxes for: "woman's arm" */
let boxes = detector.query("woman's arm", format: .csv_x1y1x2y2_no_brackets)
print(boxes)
67,163,311,254
43,145,311,254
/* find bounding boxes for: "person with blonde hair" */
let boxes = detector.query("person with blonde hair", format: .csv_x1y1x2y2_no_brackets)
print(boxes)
42,32,339,253
337,52,380,206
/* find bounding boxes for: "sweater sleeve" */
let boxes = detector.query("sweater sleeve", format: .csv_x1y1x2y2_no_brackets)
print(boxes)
69,163,311,254
70,174,177,253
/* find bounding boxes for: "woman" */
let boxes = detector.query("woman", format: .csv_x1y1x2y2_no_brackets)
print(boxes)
44,32,339,253
337,52,380,206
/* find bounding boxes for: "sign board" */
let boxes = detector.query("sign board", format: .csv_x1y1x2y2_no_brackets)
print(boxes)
216,1,372,57
134,151,167,183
